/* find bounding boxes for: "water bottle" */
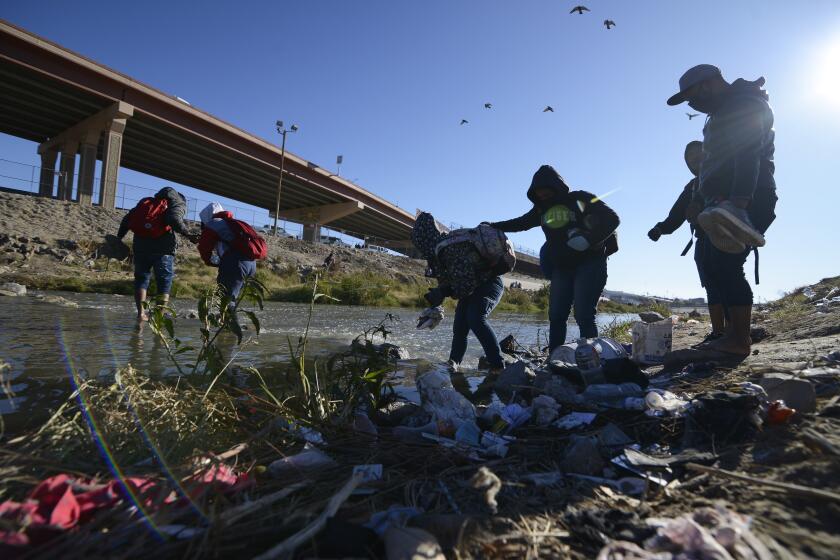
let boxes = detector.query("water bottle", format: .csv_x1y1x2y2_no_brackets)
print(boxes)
575,338,601,371
578,383,644,407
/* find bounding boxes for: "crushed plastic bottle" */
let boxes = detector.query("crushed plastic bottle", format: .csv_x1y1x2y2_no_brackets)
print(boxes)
644,389,690,416
575,338,601,371
577,382,644,407
767,400,796,425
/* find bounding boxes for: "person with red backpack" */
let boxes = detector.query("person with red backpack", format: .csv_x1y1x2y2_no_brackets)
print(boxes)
411,212,507,374
197,202,266,299
117,187,199,321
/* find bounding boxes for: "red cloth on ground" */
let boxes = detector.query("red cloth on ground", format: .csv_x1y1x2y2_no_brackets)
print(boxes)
0,466,250,552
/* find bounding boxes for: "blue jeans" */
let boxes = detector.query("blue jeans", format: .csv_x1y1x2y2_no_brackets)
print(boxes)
449,276,505,369
549,255,608,350
218,251,257,299
134,253,175,294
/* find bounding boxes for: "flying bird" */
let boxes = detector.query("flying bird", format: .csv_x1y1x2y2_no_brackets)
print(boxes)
604,20,616,29
570,6,590,15
460,119,469,125
484,103,492,109
543,106,554,113
686,113,700,120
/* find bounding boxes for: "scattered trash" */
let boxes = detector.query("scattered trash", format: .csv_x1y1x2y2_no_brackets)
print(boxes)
268,443,336,477
454,421,481,446
612,452,670,487
767,400,796,425
599,505,776,560
554,411,598,430
683,391,762,447
577,382,645,408
352,464,383,483
365,505,423,536
496,403,531,433
597,424,634,451
416,369,476,436
644,389,690,416
273,418,326,445
531,394,560,426
469,467,502,514
631,319,673,365
384,526,446,560
480,431,514,458
757,372,817,413
567,474,648,496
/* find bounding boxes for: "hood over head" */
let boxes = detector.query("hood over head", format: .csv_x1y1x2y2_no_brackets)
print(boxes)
155,186,186,204
527,165,570,205
411,212,443,259
200,202,225,225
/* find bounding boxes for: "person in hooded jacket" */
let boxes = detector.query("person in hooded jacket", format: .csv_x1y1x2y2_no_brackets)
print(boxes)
665,65,777,364
489,166,620,351
117,187,198,320
411,212,505,373
647,141,728,344
197,202,257,299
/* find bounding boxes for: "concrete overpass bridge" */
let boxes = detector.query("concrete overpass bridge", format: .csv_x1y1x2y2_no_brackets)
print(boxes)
0,20,541,277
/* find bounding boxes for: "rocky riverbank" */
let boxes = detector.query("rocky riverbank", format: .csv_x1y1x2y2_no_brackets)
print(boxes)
0,272,838,558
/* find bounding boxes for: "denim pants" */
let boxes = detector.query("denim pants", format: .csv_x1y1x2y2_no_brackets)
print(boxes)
449,276,505,369
697,233,752,308
549,254,608,350
218,251,257,299
133,253,175,294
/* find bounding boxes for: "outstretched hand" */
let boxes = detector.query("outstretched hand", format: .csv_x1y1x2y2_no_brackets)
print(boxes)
647,227,662,242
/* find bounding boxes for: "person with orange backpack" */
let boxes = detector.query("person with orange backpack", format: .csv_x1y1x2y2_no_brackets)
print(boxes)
197,202,267,299
117,187,199,321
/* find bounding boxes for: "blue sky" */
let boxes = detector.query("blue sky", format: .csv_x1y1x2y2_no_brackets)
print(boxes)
2,0,840,300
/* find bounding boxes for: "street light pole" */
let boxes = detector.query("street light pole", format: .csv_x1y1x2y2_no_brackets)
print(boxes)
272,121,297,236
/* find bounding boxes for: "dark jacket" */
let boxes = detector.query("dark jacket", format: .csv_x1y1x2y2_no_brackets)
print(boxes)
699,78,777,232
490,165,620,268
656,178,700,236
411,213,496,300
117,187,191,255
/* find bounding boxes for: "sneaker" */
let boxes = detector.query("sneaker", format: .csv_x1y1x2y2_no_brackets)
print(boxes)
692,331,724,349
698,201,765,251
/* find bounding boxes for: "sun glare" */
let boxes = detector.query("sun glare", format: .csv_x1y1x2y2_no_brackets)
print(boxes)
813,38,840,107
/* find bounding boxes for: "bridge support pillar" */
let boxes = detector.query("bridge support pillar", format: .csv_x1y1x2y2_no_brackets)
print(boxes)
56,142,78,201
99,119,126,209
38,150,58,197
37,102,133,209
77,133,99,206
302,224,321,243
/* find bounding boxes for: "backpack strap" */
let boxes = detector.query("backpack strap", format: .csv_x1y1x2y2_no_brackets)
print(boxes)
753,247,760,285
680,224,695,257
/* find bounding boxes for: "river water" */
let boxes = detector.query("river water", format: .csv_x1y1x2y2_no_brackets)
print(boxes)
0,291,630,422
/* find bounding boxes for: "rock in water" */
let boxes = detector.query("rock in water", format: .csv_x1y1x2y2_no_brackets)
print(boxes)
0,282,26,296
639,311,666,323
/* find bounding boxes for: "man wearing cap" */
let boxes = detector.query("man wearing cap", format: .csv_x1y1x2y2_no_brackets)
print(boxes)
665,64,777,365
